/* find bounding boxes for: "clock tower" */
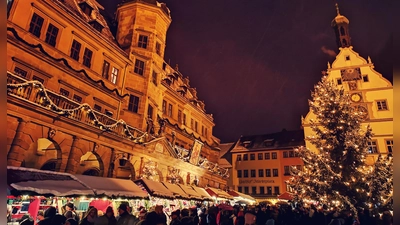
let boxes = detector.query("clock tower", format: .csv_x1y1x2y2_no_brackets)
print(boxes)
302,3,393,164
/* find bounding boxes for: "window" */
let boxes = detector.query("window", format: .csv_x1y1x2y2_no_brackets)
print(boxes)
82,48,93,68
252,187,257,194
345,55,350,61
237,170,242,178
284,166,290,176
244,187,249,194
32,76,44,84
243,170,248,178
376,100,388,111
111,67,119,84
138,35,148,49
237,155,242,161
178,110,182,123
90,21,103,32
283,151,288,158
14,67,28,78
205,128,208,138
162,100,167,114
289,151,294,158
386,140,393,153
258,153,263,160
258,169,264,177
93,104,102,112
147,105,153,119
45,23,59,47
238,187,242,193
266,169,271,177
60,88,70,97
79,2,92,16
337,78,342,85
243,154,248,161
272,152,277,159
70,40,81,61
155,42,161,55
152,71,157,85
195,121,198,132
250,154,255,160
168,104,173,117
191,119,194,129
274,186,280,195
29,13,44,38
367,141,378,154
267,187,272,195
363,75,369,82
250,170,256,178
73,94,82,103
259,187,265,194
273,169,278,177
128,95,139,113
183,113,187,125
201,125,204,136
265,153,270,160
102,61,110,79
134,59,145,75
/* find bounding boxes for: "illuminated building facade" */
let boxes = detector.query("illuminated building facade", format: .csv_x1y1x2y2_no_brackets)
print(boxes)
302,4,393,165
6,0,227,189
223,130,304,203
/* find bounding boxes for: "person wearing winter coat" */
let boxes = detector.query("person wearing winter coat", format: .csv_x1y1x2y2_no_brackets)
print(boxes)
95,206,117,225
116,204,137,225
80,207,98,225
37,206,57,225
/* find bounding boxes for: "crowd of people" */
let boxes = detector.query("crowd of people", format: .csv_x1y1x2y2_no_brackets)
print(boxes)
12,202,393,225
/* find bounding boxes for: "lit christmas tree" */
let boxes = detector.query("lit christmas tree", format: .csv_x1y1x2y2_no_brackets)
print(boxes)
366,154,393,214
288,75,373,214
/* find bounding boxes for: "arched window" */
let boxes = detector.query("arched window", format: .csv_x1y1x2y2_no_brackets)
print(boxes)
340,27,346,36
342,39,347,46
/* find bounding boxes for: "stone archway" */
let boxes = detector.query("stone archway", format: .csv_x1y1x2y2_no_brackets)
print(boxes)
78,151,104,177
40,160,57,171
82,168,100,176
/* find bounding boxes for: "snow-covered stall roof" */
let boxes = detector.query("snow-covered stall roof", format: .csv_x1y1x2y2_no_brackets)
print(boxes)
161,182,189,199
177,184,204,201
74,175,148,199
205,187,233,200
228,190,256,203
191,186,213,201
134,178,175,199
7,166,94,196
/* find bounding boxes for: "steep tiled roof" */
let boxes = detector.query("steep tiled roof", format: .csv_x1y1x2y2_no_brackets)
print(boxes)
237,129,305,150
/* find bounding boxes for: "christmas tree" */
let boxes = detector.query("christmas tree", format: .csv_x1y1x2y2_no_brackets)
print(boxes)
367,154,393,214
288,75,373,214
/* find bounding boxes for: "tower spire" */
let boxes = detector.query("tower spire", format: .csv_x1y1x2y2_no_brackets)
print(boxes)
331,3,351,48
335,3,340,16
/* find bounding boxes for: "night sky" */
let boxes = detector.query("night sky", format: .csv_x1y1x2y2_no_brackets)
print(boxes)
98,0,392,143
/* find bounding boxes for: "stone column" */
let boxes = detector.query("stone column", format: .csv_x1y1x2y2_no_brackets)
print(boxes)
65,136,81,173
139,157,144,178
7,119,29,166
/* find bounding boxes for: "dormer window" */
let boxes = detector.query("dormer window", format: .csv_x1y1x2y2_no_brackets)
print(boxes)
89,20,104,32
79,1,93,16
264,139,274,147
243,141,252,148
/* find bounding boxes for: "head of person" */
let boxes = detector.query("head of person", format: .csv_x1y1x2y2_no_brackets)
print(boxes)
37,210,45,221
155,205,163,214
87,207,98,218
65,218,78,225
118,204,128,215
139,210,147,220
65,203,74,211
171,211,179,220
181,208,190,217
44,206,57,218
65,211,74,219
105,207,114,218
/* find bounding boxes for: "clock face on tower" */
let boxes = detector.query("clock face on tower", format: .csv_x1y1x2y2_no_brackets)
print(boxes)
351,93,362,102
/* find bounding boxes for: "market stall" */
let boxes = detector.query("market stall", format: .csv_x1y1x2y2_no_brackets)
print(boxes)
228,190,256,205
205,187,233,202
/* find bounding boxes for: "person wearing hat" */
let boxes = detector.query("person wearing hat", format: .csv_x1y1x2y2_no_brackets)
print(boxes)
64,202,80,223
116,204,137,225
95,206,117,225
170,211,181,225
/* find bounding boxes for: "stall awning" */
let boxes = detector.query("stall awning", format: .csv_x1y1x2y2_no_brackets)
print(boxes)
205,187,233,200
134,178,175,199
228,190,256,203
177,184,204,201
74,175,148,199
161,182,189,199
278,192,293,200
191,186,213,201
7,166,94,196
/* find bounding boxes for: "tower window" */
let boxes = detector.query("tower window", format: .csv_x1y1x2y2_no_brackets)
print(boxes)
45,23,59,47
337,78,342,85
155,42,161,55
182,113,187,125
147,104,153,119
138,35,148,49
29,13,44,38
272,152,277,159
134,59,145,75
386,140,393,153
152,71,157,85
340,26,346,35
376,100,388,111
362,75,369,82
345,55,350,61
177,110,182,123
70,40,82,61
250,170,256,178
128,95,140,113
342,39,348,46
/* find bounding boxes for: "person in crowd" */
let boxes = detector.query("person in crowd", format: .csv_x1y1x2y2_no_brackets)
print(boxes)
95,206,117,225
206,207,218,225
65,202,80,223
180,208,193,225
116,204,137,225
199,208,208,225
170,210,181,225
38,206,57,225
65,218,79,225
189,207,199,225
52,214,67,225
244,210,256,225
37,210,45,222
147,205,167,225
136,210,147,225
80,207,98,225
19,214,34,225
235,209,245,225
